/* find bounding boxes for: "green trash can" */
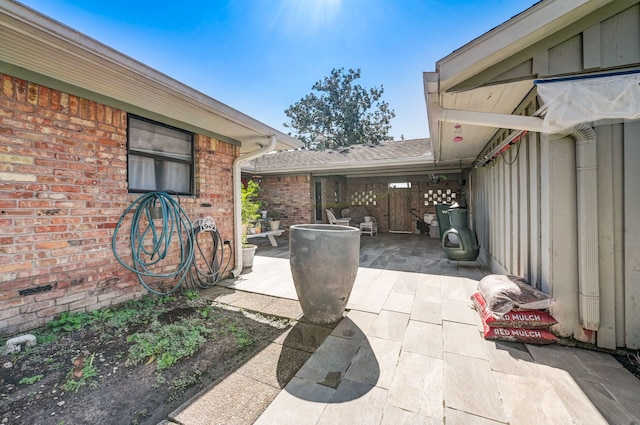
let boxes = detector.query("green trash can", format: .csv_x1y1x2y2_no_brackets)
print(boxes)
435,204,451,243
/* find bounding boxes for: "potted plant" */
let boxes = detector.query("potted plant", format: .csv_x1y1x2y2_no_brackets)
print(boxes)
268,210,281,231
429,173,447,184
241,180,262,272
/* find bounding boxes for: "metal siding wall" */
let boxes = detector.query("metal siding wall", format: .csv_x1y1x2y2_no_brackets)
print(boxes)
471,124,539,283
624,120,640,349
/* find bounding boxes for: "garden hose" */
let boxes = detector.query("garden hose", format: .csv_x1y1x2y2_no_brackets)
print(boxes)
112,191,194,296
185,216,233,289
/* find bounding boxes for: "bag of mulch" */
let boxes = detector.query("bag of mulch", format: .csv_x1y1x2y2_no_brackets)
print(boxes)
481,321,558,344
478,274,553,314
471,292,557,329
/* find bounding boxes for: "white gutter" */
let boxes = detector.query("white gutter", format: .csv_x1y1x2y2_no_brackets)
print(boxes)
230,135,277,277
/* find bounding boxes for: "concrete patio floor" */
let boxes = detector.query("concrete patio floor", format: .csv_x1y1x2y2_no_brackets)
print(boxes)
164,233,640,425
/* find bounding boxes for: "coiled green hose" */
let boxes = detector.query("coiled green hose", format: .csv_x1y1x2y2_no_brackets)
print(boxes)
112,192,194,295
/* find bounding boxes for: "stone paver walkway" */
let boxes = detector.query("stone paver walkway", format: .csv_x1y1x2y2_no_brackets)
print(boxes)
163,233,640,425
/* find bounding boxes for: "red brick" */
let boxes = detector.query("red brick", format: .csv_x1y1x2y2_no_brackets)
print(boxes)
27,82,38,104
2,74,13,98
36,241,69,250
0,73,237,335
38,85,50,108
50,89,60,110
15,78,27,102
68,95,78,115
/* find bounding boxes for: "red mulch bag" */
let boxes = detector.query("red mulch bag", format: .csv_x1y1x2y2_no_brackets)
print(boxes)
478,274,553,314
482,322,558,345
471,292,557,329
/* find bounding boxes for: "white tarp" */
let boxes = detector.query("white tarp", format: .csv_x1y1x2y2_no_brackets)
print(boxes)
537,73,640,132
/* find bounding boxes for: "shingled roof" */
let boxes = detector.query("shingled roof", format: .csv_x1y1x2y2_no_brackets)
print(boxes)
243,138,435,176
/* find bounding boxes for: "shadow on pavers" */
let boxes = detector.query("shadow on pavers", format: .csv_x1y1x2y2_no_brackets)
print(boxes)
279,316,380,402
201,286,381,403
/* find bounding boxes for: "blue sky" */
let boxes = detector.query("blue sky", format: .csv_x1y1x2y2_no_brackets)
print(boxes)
19,0,537,140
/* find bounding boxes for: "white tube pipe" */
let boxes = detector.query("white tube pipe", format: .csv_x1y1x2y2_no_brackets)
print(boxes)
573,124,600,331
3,334,36,355
230,135,277,277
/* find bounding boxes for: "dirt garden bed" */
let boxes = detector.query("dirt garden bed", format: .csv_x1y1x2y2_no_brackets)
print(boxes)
0,293,290,425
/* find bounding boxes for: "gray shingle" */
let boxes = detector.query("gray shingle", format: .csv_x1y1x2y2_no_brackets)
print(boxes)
248,139,431,172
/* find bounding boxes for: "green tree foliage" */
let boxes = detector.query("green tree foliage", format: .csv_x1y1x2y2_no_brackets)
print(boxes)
241,180,262,225
284,68,395,149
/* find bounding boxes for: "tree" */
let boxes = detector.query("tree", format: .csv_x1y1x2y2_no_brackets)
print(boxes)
284,68,395,149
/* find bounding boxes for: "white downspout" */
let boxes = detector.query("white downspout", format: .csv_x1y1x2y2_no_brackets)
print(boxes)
230,135,277,278
572,124,600,330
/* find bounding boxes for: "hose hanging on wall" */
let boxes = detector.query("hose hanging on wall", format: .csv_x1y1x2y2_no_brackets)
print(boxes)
185,216,233,289
112,191,194,296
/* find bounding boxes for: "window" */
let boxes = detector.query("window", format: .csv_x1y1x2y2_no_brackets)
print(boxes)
127,115,194,195
389,182,411,189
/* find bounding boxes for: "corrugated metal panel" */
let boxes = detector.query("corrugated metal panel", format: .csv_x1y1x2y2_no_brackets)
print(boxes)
470,103,540,284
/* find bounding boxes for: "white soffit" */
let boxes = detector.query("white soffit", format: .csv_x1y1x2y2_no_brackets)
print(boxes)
438,80,534,162
0,2,301,153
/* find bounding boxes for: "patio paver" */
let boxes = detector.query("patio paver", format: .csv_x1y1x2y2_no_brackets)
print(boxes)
168,233,640,425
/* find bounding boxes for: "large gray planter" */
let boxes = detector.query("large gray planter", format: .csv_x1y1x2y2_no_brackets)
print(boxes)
289,224,360,324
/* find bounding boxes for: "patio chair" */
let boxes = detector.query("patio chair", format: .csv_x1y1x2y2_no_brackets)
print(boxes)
326,209,351,226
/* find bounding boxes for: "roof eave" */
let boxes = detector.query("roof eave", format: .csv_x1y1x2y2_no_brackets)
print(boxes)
242,155,473,178
436,0,613,92
0,1,302,152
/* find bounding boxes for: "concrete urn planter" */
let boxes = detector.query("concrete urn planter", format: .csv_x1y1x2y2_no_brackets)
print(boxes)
289,224,360,324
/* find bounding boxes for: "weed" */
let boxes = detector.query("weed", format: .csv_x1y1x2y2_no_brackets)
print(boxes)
167,370,202,402
155,373,167,385
19,374,44,385
198,305,213,319
63,353,98,393
224,322,254,350
34,330,57,345
130,409,150,425
47,311,94,333
234,328,253,349
126,319,212,370
183,289,200,301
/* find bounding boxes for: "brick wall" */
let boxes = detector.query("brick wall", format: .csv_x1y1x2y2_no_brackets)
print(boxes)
255,175,313,230
0,74,237,336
